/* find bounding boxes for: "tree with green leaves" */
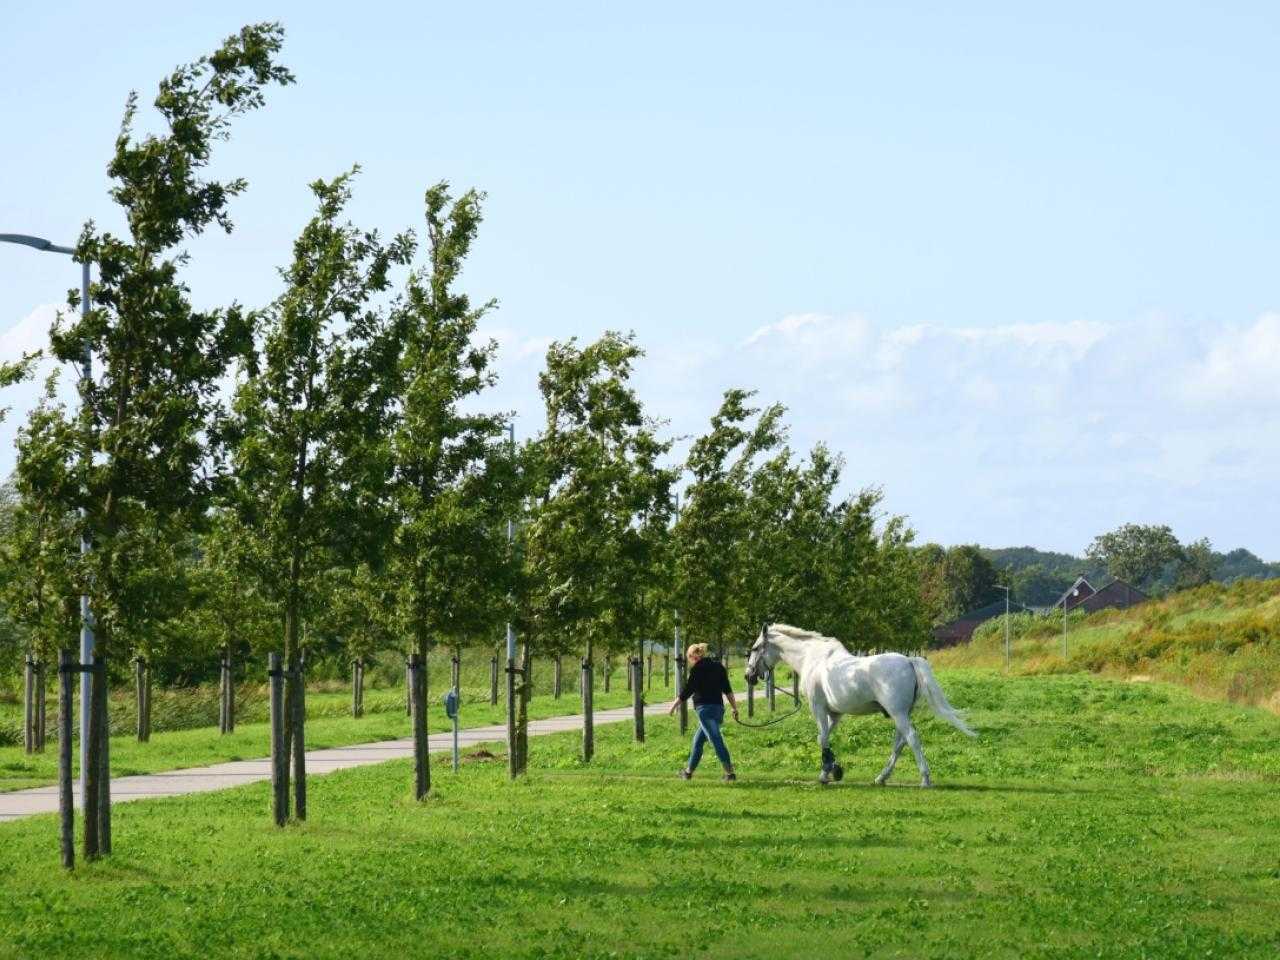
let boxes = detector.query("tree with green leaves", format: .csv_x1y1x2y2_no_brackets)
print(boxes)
521,332,670,762
227,170,410,824
385,183,513,797
673,389,785,658
24,24,293,860
1175,537,1216,589
0,380,82,754
1086,523,1183,590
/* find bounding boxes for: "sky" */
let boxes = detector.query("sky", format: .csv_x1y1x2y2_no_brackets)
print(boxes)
3,2,1279,557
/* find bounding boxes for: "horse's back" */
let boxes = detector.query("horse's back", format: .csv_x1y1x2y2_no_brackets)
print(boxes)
822,651,918,715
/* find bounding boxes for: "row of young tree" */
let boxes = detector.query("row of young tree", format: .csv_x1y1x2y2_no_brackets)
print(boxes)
0,24,928,867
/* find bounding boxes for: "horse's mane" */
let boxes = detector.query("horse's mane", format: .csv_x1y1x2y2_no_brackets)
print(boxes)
770,623,841,645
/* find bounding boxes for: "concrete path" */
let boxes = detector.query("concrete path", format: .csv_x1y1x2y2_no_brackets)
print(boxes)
0,701,671,823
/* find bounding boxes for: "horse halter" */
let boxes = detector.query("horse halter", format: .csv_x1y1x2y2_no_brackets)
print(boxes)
745,622,772,685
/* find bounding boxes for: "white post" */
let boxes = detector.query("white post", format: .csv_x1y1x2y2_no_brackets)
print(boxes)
77,259,94,811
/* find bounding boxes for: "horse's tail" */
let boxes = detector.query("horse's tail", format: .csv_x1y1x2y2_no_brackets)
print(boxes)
909,657,977,738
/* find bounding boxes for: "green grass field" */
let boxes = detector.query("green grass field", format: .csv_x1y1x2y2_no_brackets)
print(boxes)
2,669,1277,959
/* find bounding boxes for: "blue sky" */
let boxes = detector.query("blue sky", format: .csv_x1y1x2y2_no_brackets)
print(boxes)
3,2,1279,556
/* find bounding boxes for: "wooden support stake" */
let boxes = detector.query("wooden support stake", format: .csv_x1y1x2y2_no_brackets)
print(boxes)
292,657,306,821
632,657,645,743
553,656,562,699
489,655,498,705
96,659,111,855
58,651,74,870
581,657,594,763
24,657,34,754
268,653,287,826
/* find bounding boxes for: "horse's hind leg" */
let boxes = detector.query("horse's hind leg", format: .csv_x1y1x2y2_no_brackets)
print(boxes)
894,715,932,788
874,731,905,786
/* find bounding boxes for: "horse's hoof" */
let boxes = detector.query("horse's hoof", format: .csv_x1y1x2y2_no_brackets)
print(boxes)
920,780,933,789
818,773,831,785
873,776,887,787
832,764,844,782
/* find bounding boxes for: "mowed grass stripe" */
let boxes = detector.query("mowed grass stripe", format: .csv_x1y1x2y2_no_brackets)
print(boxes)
1,670,1278,960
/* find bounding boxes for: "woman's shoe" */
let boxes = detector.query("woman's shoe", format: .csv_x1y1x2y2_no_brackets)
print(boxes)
722,767,737,782
679,769,692,780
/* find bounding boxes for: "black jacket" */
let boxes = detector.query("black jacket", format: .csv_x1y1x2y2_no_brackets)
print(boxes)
678,658,732,707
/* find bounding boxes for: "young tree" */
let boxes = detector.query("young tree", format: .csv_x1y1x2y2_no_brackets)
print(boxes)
0,382,82,753
672,389,785,656
521,332,669,763
228,170,410,824
386,183,512,797
28,25,292,858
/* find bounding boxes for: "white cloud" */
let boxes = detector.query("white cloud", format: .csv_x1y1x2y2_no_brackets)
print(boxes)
1185,312,1280,404
0,302,63,363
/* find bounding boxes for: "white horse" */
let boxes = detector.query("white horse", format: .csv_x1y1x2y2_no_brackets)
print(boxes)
744,623,976,787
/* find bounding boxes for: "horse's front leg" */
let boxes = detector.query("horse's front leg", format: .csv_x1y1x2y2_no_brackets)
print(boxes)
818,713,843,784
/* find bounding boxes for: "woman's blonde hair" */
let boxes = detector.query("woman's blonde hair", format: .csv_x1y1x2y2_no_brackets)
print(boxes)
686,643,709,663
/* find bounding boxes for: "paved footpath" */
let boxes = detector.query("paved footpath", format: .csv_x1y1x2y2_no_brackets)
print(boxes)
0,701,671,823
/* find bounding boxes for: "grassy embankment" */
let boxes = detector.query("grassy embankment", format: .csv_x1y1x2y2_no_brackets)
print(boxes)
0,651,658,793
1,669,1277,958
933,578,1280,712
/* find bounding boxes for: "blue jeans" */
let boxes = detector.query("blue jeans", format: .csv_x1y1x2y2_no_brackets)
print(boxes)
688,704,733,771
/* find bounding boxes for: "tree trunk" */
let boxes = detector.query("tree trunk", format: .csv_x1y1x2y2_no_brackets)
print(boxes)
625,655,631,691
647,652,653,690
631,656,645,743
352,658,364,718
405,656,413,716
767,667,776,712
675,655,688,735
291,652,306,821
268,653,288,826
553,656,562,699
663,651,670,688
489,655,498,705
410,652,429,799
581,643,594,763
58,650,74,870
748,678,755,717
603,657,611,693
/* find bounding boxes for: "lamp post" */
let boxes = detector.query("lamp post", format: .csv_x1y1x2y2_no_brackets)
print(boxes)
1062,585,1079,658
994,584,1011,668
1,234,94,807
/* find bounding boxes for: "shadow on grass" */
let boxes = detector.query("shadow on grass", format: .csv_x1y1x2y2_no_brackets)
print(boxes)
540,768,1114,797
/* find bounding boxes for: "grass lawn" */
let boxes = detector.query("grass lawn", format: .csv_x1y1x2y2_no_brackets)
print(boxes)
2,670,1278,959
0,686,639,794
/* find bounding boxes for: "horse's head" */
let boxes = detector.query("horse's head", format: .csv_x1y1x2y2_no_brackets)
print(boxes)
744,623,777,685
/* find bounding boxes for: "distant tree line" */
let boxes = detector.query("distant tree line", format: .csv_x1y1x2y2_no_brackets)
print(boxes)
917,525,1279,625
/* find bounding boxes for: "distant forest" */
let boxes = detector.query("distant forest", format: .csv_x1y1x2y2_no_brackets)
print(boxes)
917,536,1279,627
982,544,1280,606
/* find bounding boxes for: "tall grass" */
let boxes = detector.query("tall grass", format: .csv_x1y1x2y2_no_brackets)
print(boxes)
934,578,1280,712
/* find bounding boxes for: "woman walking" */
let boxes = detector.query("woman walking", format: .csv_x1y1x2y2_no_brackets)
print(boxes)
668,643,739,781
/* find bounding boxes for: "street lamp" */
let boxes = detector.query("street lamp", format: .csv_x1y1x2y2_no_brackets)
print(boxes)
1062,585,1079,658
1,233,94,807
994,584,1011,668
